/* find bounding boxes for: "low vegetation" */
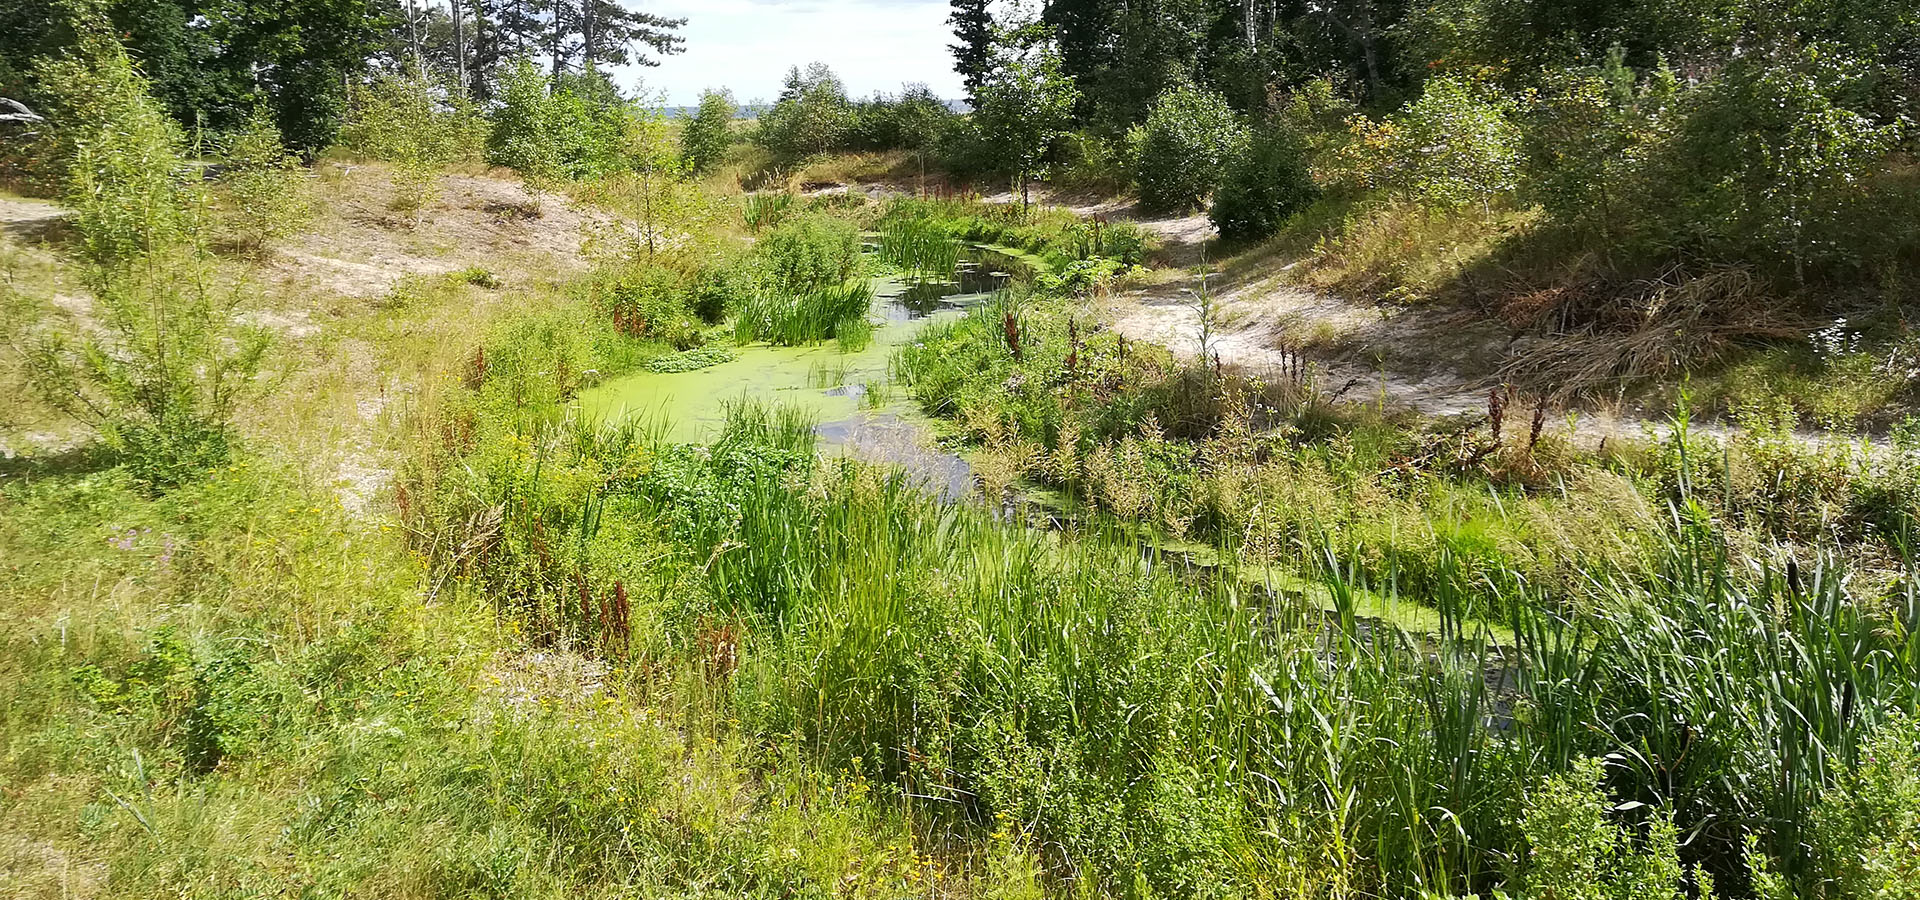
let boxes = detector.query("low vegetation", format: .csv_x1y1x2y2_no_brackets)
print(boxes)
5,4,1920,900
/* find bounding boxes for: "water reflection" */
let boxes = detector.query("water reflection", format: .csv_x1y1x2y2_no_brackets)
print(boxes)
877,246,1026,322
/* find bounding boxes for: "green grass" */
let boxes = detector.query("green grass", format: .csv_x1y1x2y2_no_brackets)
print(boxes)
11,147,1920,900
425,363,1920,897
733,280,873,346
877,215,962,281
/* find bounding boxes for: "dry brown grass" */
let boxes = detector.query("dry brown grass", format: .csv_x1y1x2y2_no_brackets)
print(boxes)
1496,265,1804,401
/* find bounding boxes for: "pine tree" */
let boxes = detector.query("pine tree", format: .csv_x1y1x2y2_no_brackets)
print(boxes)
947,0,994,104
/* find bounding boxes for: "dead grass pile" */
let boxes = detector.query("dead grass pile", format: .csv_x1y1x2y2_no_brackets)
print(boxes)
1498,265,1804,400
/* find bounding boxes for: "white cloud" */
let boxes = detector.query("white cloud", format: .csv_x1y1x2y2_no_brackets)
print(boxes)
609,0,965,106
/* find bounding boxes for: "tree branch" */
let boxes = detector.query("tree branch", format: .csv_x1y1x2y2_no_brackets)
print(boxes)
0,97,44,123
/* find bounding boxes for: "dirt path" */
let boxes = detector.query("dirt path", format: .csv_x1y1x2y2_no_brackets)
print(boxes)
0,196,67,242
1004,188,1767,445
992,188,1512,419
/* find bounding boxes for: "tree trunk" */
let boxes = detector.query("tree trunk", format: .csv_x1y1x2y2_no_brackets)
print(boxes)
582,0,595,74
549,0,567,80
405,0,423,72
452,0,468,92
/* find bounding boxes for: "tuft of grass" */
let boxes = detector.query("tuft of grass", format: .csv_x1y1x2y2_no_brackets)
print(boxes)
734,280,873,346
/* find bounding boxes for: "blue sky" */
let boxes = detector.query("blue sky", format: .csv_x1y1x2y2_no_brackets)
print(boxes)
609,0,968,107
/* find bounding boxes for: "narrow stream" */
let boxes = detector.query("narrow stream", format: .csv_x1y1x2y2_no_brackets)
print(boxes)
578,245,1027,499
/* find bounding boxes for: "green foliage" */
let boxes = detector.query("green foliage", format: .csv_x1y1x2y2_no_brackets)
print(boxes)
1802,714,1920,897
1051,129,1135,193
337,70,486,212
970,22,1080,197
1134,79,1246,214
23,26,267,490
877,215,962,280
742,190,795,233
33,26,195,268
846,82,954,152
1209,125,1319,243
217,106,314,250
678,88,736,174
2,0,382,151
488,61,639,188
1517,46,1675,246
1338,75,1521,210
877,196,1149,269
1643,47,1907,280
734,281,873,346
754,62,853,163
755,213,863,294
646,344,734,373
587,260,709,350
1516,759,1686,900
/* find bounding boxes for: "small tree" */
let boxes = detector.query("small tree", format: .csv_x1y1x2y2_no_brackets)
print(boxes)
1210,125,1318,243
25,26,269,490
219,107,315,251
1393,76,1520,211
755,62,852,163
1135,79,1246,214
972,21,1079,211
679,88,736,174
488,59,569,189
1653,48,1903,282
339,70,487,215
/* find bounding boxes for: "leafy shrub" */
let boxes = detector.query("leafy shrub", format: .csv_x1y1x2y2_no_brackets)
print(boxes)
689,262,754,324
33,27,195,268
589,263,704,349
25,28,268,489
1134,79,1246,214
1210,125,1319,243
844,83,953,153
1800,714,1920,898
1336,75,1520,211
754,63,852,164
217,107,313,251
756,213,862,294
1518,48,1676,245
1638,48,1908,281
678,88,735,174
1514,758,1687,900
1052,129,1135,193
488,61,637,189
338,71,486,212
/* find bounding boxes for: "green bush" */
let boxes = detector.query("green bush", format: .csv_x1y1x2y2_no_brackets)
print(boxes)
1209,125,1319,243
1514,758,1687,900
678,88,735,174
1801,714,1920,898
1639,48,1908,281
755,213,862,294
1337,75,1520,211
1518,48,1676,245
588,262,706,350
24,26,268,490
689,260,755,323
217,107,314,250
1052,129,1135,193
754,62,852,164
487,61,636,188
338,70,486,212
1134,80,1245,214
845,83,954,153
